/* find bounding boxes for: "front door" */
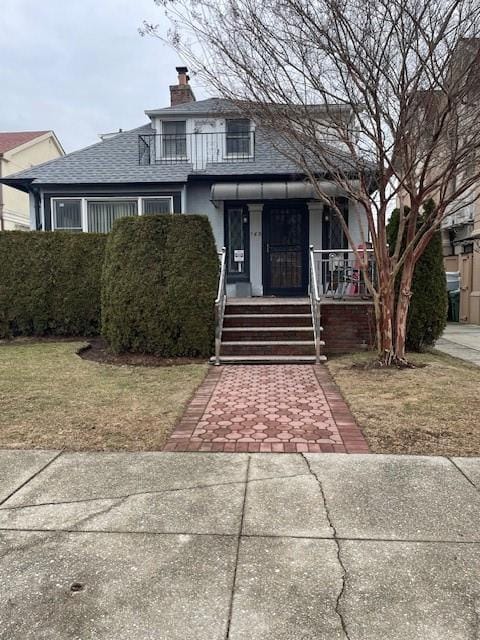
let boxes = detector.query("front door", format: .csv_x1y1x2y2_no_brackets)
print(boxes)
263,203,309,296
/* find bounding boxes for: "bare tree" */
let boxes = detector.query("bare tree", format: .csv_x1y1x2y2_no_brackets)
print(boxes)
143,0,480,364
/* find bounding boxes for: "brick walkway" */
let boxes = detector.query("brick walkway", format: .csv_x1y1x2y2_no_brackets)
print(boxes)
165,365,369,453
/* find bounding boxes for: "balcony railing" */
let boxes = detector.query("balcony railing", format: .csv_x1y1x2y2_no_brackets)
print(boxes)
311,249,376,299
138,131,256,171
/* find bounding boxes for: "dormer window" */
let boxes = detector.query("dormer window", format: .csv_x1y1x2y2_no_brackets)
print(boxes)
226,119,251,157
162,121,187,158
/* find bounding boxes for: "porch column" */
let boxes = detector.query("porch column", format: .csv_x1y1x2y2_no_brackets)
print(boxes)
308,201,323,250
248,203,263,296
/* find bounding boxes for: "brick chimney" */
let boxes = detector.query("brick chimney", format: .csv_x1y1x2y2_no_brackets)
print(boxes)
170,66,196,106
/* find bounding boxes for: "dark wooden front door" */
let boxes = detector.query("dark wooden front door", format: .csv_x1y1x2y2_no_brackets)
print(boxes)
263,203,309,296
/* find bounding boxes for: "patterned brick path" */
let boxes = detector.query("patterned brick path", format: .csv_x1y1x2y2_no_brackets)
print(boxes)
165,365,369,453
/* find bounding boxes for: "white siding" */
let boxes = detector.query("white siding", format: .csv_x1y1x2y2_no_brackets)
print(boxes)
348,200,369,247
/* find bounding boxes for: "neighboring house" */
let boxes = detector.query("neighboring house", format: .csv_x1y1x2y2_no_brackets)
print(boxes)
395,39,480,325
0,131,64,230
1,67,374,361
436,39,480,325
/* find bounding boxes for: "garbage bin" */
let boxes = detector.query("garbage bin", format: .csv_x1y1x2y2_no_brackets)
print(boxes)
448,289,460,322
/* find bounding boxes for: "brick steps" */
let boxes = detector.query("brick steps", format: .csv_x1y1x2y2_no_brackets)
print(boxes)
217,298,324,364
222,327,314,341
223,313,313,327
221,340,319,356
225,302,311,315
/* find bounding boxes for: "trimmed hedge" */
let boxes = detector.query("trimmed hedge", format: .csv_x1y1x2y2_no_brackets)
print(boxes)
0,231,107,338
102,215,218,356
387,200,448,351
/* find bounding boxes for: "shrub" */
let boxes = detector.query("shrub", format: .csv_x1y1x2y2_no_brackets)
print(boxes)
102,215,218,357
387,200,448,351
0,231,107,338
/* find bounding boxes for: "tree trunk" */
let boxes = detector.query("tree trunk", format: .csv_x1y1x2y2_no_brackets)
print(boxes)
374,270,396,365
394,257,415,361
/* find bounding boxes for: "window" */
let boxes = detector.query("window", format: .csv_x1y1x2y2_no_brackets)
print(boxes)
53,199,82,232
87,200,138,233
162,121,187,158
226,119,251,157
225,205,249,280
143,198,172,215
51,196,175,233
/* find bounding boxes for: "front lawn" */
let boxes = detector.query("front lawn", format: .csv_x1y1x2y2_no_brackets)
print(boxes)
0,341,207,451
327,351,480,456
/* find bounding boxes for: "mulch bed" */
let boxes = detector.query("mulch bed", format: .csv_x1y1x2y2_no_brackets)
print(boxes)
77,338,207,367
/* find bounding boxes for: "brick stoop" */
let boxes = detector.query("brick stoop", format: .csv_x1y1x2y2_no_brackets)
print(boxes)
213,298,325,364
164,364,370,453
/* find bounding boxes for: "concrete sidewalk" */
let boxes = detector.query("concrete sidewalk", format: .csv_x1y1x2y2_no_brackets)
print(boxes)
1,450,480,639
436,322,480,365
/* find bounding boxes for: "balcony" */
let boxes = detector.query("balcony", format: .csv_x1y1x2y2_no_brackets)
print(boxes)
138,131,256,172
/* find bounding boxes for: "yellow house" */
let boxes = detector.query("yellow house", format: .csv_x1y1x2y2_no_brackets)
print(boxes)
0,131,64,230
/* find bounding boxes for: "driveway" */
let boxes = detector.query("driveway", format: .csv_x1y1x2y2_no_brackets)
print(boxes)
1,450,480,639
436,322,480,365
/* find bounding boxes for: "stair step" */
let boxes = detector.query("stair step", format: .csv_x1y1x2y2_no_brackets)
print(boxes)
225,303,310,315
211,355,327,364
223,313,313,328
223,327,314,341
221,341,320,356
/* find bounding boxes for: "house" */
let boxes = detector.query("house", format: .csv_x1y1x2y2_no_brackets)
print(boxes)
1,67,375,361
0,131,64,230
437,39,480,324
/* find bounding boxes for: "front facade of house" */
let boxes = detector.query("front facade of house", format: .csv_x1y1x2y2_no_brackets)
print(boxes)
2,68,374,359
2,68,369,301
0,131,64,231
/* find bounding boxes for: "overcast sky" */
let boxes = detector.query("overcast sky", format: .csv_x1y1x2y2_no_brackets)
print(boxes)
0,0,206,153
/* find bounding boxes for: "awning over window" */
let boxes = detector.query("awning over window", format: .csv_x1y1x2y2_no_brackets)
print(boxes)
210,181,338,204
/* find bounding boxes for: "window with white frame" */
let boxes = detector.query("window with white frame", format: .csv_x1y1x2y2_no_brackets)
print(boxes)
51,196,174,233
226,119,252,157
142,198,172,215
162,121,187,158
87,200,138,233
52,199,83,232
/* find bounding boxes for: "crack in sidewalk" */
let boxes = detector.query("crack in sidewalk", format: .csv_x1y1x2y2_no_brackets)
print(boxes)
0,472,310,514
302,453,351,640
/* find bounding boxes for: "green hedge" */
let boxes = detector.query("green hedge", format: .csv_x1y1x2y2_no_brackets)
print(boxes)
0,231,107,338
102,215,218,356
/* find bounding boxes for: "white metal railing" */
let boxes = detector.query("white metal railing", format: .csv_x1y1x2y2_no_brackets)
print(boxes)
311,248,376,300
214,247,227,365
308,246,323,364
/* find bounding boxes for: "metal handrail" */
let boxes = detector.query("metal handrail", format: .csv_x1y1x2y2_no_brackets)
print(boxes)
214,247,227,366
309,245,323,364
311,248,376,300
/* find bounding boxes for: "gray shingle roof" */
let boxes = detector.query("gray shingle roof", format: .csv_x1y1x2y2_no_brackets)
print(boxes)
145,98,238,116
3,105,360,187
3,124,190,186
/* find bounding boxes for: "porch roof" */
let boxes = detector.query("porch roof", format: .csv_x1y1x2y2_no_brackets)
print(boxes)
210,180,343,204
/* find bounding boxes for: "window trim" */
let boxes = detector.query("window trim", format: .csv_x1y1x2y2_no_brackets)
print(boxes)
225,118,253,159
160,120,188,160
140,196,174,215
51,196,174,232
51,198,83,232
224,202,250,283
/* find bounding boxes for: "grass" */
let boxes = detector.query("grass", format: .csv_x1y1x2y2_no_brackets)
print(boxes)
0,341,207,451
326,350,480,456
